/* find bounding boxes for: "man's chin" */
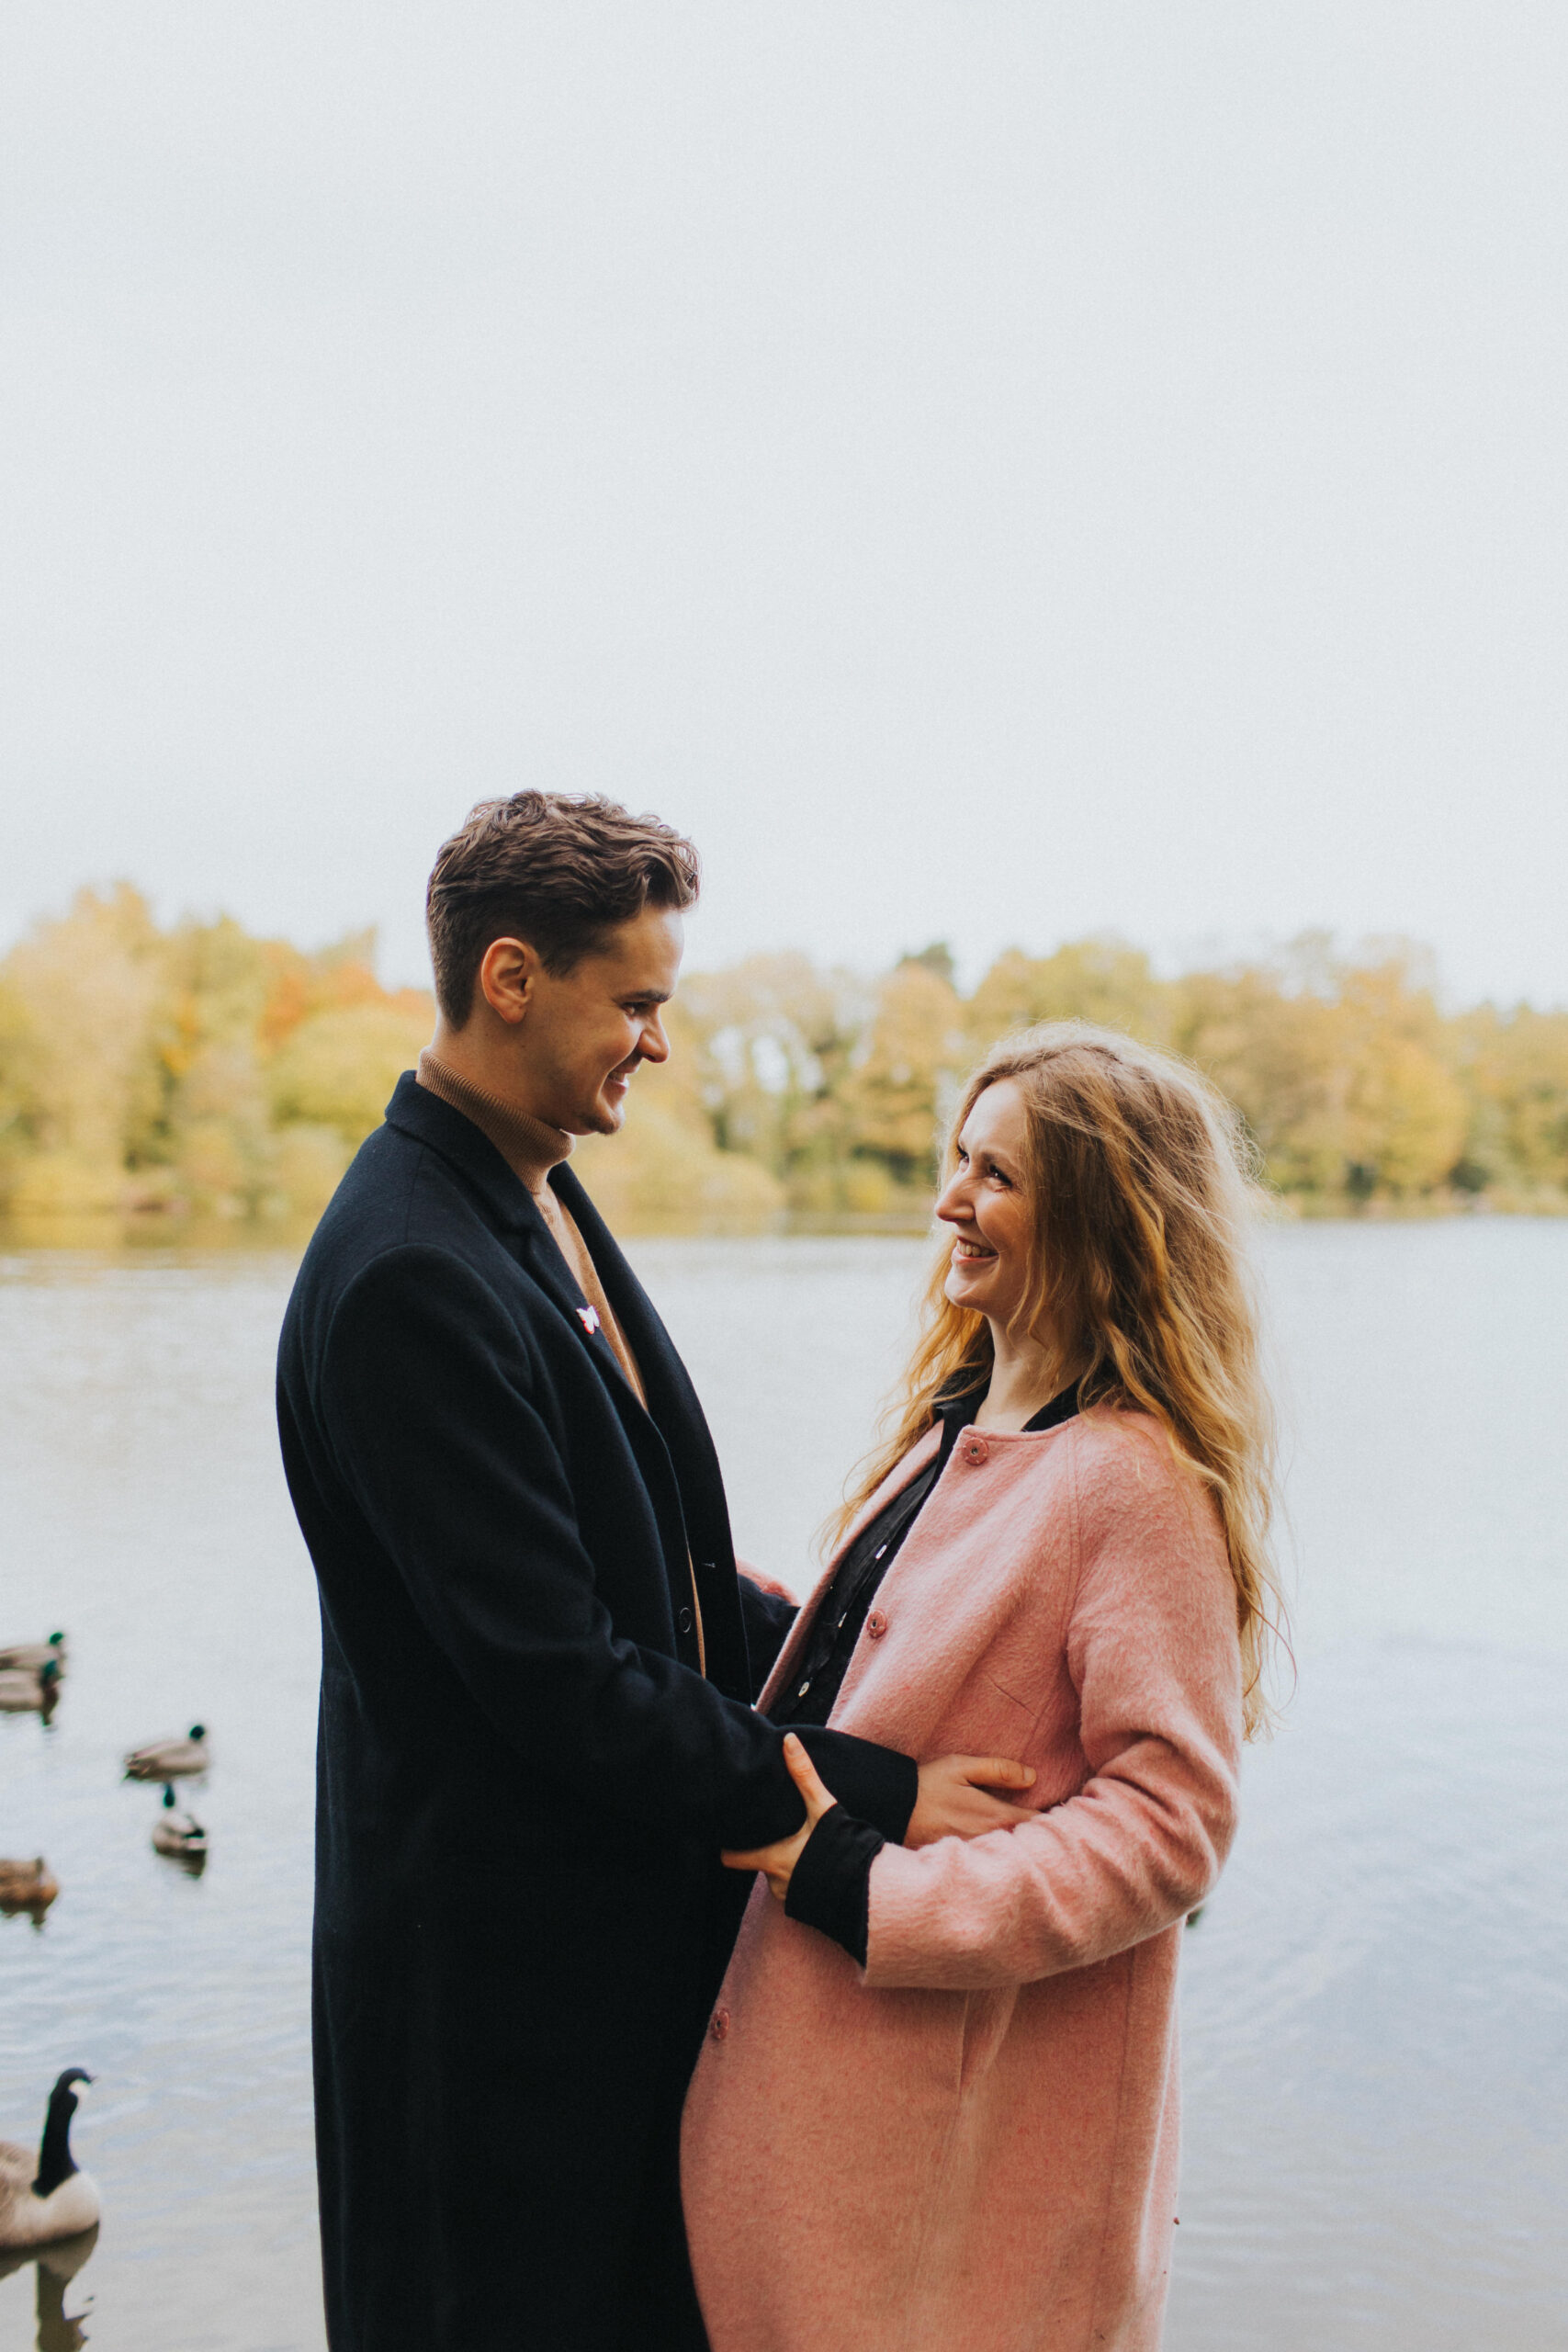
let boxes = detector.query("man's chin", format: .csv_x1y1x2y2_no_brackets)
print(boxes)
581,1097,626,1138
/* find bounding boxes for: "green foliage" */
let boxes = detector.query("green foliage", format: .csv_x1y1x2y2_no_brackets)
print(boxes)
0,888,1563,1228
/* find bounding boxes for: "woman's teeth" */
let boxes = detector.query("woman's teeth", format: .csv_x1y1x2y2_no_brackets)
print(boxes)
954,1238,996,1261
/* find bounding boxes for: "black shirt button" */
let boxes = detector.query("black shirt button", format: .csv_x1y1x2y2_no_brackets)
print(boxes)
677,1606,694,1634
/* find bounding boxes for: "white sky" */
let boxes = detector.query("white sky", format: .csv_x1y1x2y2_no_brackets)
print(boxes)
2,3,1564,1005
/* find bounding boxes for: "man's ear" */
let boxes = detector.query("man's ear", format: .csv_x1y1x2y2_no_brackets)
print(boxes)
477,935,540,1027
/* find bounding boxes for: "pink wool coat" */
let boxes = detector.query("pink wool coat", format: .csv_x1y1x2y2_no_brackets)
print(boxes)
681,1408,1243,2352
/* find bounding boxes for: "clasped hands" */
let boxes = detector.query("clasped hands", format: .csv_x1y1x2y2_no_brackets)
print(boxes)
722,1735,1038,1904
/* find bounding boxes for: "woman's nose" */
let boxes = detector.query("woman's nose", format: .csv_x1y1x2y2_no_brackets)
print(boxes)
934,1171,968,1224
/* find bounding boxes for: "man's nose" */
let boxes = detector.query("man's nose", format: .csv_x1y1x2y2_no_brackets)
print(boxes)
639,1012,671,1064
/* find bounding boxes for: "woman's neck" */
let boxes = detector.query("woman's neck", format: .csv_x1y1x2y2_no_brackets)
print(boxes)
974,1323,1076,1432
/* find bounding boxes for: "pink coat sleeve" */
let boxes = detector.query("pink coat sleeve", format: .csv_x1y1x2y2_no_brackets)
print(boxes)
863,1423,1244,1993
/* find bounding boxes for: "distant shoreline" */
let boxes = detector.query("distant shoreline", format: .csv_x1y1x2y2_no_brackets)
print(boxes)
3,1189,1565,1260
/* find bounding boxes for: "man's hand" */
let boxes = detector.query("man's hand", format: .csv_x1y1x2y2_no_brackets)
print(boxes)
735,1558,796,1603
722,1733,837,1902
907,1754,1037,1848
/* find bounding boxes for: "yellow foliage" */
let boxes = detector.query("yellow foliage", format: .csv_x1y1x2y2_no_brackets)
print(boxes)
267,1001,434,1146
6,885,163,1170
571,1097,784,1230
268,1124,356,1217
967,940,1168,1051
0,886,1564,1228
840,962,965,1182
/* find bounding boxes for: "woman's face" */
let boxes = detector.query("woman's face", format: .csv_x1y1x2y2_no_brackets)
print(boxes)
936,1078,1038,1332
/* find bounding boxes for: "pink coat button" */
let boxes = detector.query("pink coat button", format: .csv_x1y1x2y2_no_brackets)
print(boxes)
709,2007,729,2041
866,1610,888,1638
964,1436,989,1464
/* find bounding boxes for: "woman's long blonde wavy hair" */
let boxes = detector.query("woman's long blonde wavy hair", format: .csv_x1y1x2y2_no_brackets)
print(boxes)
835,1022,1285,1737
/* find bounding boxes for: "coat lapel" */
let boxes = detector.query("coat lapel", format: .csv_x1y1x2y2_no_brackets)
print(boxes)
755,1421,945,1715
383,1076,693,1577
556,1163,751,1694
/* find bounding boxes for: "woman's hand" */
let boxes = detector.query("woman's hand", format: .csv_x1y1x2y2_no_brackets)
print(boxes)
721,1733,838,1903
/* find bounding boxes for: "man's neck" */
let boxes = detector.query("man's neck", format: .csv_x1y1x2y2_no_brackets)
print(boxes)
416,1046,572,1198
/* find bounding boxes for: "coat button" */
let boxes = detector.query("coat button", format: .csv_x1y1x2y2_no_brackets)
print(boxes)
677,1606,694,1634
708,2007,729,2041
964,1436,989,1464
866,1610,888,1638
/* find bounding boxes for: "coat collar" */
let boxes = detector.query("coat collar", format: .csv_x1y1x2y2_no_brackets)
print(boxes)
384,1074,677,1415
384,1070,543,1237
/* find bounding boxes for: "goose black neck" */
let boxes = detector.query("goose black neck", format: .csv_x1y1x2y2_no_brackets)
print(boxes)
33,2089,78,2199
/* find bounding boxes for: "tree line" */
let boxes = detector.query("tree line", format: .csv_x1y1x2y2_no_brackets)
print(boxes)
2,886,1564,1229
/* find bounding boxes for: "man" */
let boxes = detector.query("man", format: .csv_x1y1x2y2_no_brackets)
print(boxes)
277,792,1033,2350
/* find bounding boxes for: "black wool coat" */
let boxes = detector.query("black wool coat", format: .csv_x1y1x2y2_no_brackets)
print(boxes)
276,1078,915,2352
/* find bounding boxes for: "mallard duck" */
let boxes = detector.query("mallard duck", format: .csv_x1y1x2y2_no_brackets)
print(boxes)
151,1785,207,1864
0,2073,99,2251
0,1633,67,1677
123,1724,209,1780
0,1662,60,1719
0,1859,59,1920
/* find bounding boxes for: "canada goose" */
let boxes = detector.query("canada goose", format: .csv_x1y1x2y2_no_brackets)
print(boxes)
0,2073,99,2251
151,1784,207,1866
0,1661,60,1719
0,1632,67,1676
0,1859,59,1921
123,1724,209,1780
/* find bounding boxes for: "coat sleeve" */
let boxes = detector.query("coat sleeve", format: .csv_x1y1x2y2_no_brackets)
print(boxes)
861,1424,1243,1992
318,1244,911,1851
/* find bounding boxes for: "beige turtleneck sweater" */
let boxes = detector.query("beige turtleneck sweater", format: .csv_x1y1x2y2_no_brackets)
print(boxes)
416,1050,647,1408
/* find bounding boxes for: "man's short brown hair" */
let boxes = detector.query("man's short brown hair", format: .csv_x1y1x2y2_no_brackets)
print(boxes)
425,791,701,1025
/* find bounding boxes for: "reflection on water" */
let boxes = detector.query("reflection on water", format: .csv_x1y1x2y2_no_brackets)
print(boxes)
0,1863,59,1930
0,1223,1564,2350
0,2230,98,2352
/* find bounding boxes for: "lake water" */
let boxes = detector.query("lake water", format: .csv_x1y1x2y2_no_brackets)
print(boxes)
1,1221,1564,2350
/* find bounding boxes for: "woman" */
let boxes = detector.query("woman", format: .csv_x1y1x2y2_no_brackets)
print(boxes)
681,1023,1280,2352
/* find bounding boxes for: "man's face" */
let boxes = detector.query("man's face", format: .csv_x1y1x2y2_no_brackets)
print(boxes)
523,904,684,1136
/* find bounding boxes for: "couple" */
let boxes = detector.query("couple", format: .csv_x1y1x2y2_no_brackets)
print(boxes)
277,791,1277,2352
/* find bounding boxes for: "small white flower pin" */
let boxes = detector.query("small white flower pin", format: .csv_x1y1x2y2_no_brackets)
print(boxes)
576,1305,601,1336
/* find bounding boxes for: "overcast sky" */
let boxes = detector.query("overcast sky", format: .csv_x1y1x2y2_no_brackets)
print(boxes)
3,3,1563,1003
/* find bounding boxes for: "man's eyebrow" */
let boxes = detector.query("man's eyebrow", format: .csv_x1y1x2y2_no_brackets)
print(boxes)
618,987,671,1005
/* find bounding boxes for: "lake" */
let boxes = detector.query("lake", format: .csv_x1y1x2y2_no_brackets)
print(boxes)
1,1220,1565,2350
